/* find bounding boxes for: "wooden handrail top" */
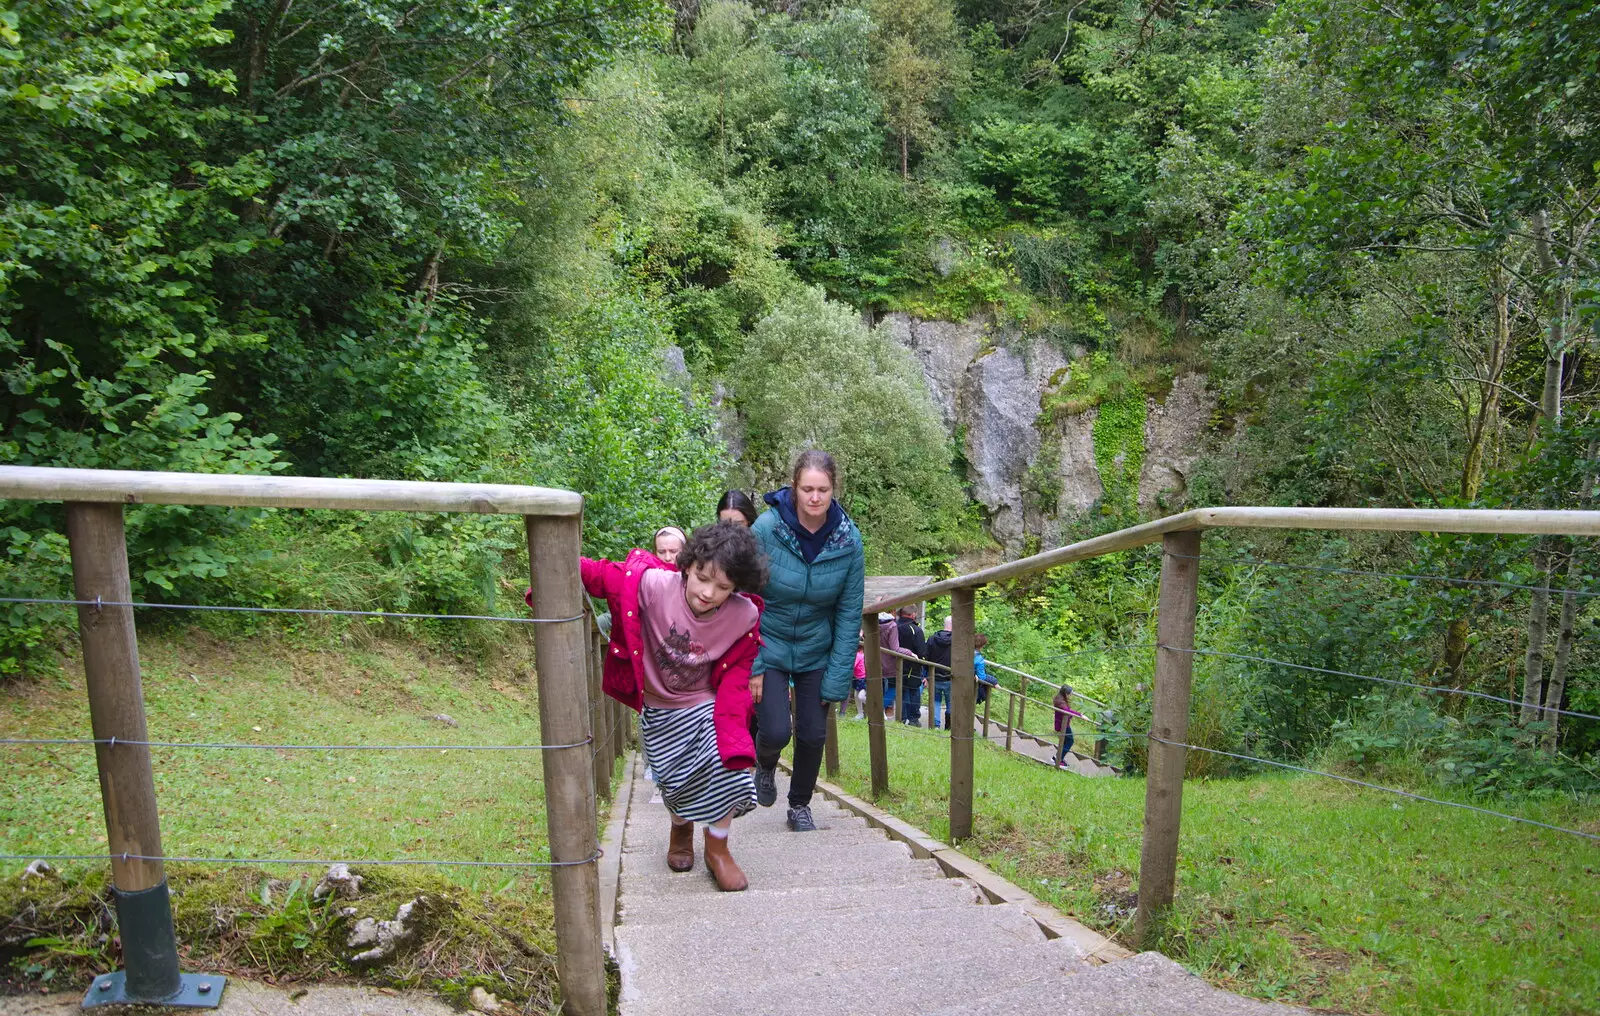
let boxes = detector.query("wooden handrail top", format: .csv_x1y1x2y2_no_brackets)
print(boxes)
985,660,1112,709
880,646,951,672
863,506,1600,613
0,465,584,516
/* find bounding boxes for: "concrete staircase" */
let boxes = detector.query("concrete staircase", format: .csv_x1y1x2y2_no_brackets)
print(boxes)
612,767,1304,1016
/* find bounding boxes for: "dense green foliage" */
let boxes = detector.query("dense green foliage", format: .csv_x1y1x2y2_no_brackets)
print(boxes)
1,1,1596,815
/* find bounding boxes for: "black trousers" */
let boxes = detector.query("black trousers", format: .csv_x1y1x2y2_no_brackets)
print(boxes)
755,668,827,808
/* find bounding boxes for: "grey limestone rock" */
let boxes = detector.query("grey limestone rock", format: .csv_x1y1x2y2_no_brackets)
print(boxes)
1139,372,1214,512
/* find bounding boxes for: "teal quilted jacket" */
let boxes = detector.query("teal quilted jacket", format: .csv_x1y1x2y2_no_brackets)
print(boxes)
750,500,866,702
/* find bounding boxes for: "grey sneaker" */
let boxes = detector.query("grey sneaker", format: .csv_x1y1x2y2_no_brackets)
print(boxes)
755,766,777,808
786,805,817,832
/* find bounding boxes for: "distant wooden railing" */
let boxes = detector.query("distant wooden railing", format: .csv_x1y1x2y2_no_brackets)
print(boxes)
873,646,1110,765
856,506,1600,947
0,466,616,1015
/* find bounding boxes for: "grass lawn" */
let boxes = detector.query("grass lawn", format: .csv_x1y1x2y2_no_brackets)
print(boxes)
827,716,1600,1016
1,624,614,1011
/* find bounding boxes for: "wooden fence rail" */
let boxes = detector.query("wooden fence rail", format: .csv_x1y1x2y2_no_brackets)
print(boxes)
0,466,612,1015
855,506,1600,948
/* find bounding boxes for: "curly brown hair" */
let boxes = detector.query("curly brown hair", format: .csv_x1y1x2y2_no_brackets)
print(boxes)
677,522,770,593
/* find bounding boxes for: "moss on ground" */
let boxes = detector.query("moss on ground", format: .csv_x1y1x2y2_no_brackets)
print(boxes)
1,863,561,1009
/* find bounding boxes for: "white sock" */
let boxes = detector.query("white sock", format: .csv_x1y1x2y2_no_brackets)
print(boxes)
670,816,691,828
705,824,730,839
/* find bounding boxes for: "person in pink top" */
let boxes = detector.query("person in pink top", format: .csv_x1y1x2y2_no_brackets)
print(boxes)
583,523,768,891
852,638,867,719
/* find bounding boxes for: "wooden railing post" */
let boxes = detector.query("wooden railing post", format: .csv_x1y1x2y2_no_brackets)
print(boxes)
927,663,937,730
1015,675,1028,744
588,626,610,801
611,694,626,767
894,664,905,727
862,614,888,797
982,690,991,739
66,502,223,1008
1136,530,1201,948
824,704,839,778
525,515,604,1016
1004,690,1015,752
950,587,977,841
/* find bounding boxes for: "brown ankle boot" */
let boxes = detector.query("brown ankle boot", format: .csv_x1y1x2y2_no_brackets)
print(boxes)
702,830,748,892
667,821,694,872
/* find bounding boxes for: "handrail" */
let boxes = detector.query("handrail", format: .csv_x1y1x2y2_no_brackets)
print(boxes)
878,647,1105,731
985,660,1112,710
0,467,605,1014
0,465,583,516
862,507,1600,613
854,504,1600,950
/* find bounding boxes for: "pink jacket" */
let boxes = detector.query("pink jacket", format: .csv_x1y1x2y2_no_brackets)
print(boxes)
1053,698,1086,733
580,549,764,770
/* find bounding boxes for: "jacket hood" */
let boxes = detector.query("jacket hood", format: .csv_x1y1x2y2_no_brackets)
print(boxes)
929,629,954,647
764,486,844,530
759,487,859,563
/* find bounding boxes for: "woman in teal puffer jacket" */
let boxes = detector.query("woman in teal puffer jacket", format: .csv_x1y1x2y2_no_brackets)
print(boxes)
749,450,865,832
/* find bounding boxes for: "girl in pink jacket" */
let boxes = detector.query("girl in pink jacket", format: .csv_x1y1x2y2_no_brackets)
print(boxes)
582,523,768,891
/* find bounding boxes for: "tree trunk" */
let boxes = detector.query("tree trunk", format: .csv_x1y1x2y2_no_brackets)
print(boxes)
1441,267,1509,685
1460,268,1509,500
901,132,909,180
1545,437,1599,748
1532,208,1567,428
1542,550,1578,751
1520,541,1552,725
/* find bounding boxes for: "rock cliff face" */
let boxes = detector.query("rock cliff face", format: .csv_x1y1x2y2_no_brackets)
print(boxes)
881,313,1214,555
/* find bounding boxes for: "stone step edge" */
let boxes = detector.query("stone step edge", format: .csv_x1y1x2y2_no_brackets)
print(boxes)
777,759,1133,965
599,750,641,959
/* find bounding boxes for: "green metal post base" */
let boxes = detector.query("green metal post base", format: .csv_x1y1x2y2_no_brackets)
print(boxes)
82,971,227,1009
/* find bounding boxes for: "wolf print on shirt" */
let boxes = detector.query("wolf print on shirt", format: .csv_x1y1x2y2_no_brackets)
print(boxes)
653,622,712,692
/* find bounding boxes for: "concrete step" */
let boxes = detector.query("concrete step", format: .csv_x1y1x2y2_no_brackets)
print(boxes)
924,951,1308,1016
624,806,883,844
616,903,1051,1016
641,935,1093,1016
622,825,890,856
618,875,985,928
617,847,944,898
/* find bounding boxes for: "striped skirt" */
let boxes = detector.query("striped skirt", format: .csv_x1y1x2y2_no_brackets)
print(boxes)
640,701,755,824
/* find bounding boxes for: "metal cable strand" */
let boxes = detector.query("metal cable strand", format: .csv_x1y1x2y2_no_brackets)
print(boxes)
1146,736,1600,844
998,643,1159,669
0,596,585,625
0,735,589,751
1163,645,1600,723
0,850,602,868
1167,552,1599,599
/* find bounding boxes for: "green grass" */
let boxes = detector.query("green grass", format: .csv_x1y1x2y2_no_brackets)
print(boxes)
827,716,1600,1016
1,625,617,1010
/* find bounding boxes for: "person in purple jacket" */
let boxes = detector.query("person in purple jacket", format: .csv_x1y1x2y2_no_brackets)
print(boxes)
1053,684,1087,767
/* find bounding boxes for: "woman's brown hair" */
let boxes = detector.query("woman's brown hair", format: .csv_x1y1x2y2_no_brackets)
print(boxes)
791,449,838,489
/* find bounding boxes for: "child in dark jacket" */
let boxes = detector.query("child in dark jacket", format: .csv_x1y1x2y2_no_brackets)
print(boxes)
582,523,768,891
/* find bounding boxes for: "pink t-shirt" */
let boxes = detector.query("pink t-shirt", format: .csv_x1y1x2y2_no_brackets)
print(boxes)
636,569,758,709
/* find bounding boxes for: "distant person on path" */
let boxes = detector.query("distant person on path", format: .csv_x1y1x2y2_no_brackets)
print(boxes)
925,615,953,729
895,606,927,724
1053,684,1087,768
975,633,997,706
877,611,901,719
653,525,687,565
852,637,867,719
749,450,866,832
582,523,769,891
716,490,759,527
